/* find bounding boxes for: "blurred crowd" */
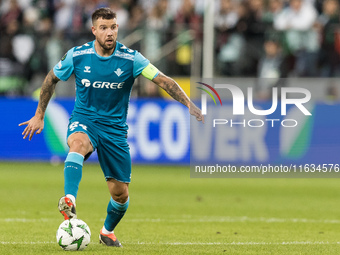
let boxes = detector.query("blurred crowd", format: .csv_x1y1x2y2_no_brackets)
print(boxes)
215,0,340,79
1,0,340,96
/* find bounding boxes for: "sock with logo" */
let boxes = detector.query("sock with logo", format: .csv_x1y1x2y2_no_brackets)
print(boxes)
64,152,84,198
104,197,129,232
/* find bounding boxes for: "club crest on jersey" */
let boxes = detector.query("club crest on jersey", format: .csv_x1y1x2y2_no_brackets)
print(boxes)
114,68,124,77
84,66,91,73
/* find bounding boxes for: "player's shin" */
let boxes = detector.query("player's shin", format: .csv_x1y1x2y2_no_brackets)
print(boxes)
103,197,129,232
64,152,84,199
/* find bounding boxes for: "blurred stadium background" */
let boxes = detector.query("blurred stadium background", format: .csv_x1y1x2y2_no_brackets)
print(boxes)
2,0,340,97
2,1,340,254
1,0,340,164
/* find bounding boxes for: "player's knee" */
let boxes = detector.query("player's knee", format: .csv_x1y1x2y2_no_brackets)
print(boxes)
69,139,90,154
112,190,129,204
69,139,85,150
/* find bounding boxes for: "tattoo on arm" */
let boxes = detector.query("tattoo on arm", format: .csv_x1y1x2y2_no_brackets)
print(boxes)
157,73,190,107
36,70,59,117
153,72,203,122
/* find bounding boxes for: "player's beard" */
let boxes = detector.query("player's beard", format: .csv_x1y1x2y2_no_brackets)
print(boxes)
98,38,115,51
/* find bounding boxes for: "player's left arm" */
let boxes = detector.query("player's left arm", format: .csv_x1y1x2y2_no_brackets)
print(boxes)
152,71,204,123
134,52,203,123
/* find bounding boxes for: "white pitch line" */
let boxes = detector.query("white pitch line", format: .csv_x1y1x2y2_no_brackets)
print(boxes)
1,241,339,246
123,216,340,224
0,241,55,245
126,241,340,246
2,216,340,224
0,218,51,223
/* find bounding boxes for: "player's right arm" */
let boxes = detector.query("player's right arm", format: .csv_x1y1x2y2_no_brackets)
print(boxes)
20,47,74,140
19,69,60,141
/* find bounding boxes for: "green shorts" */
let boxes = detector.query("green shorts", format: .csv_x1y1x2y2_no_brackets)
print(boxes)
66,115,131,183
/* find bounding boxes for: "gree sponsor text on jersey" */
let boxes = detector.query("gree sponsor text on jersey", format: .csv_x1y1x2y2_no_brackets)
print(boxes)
81,79,124,89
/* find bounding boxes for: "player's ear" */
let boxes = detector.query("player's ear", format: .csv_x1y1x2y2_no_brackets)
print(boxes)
91,26,96,36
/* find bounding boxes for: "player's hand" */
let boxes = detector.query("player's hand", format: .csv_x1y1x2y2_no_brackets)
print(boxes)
19,116,44,141
189,102,204,123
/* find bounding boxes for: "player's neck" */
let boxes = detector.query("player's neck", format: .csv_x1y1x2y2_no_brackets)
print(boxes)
94,40,116,57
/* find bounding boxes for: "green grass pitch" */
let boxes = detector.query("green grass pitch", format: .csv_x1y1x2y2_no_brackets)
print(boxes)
0,162,340,254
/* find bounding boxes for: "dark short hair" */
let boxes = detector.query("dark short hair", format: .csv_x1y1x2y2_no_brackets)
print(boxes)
92,8,116,24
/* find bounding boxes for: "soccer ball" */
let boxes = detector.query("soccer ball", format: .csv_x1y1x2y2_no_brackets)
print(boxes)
56,219,91,251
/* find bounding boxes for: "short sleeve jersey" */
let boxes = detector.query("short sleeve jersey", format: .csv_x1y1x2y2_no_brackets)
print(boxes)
53,40,153,131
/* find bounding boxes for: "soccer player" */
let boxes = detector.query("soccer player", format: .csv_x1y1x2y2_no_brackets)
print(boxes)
19,7,203,247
